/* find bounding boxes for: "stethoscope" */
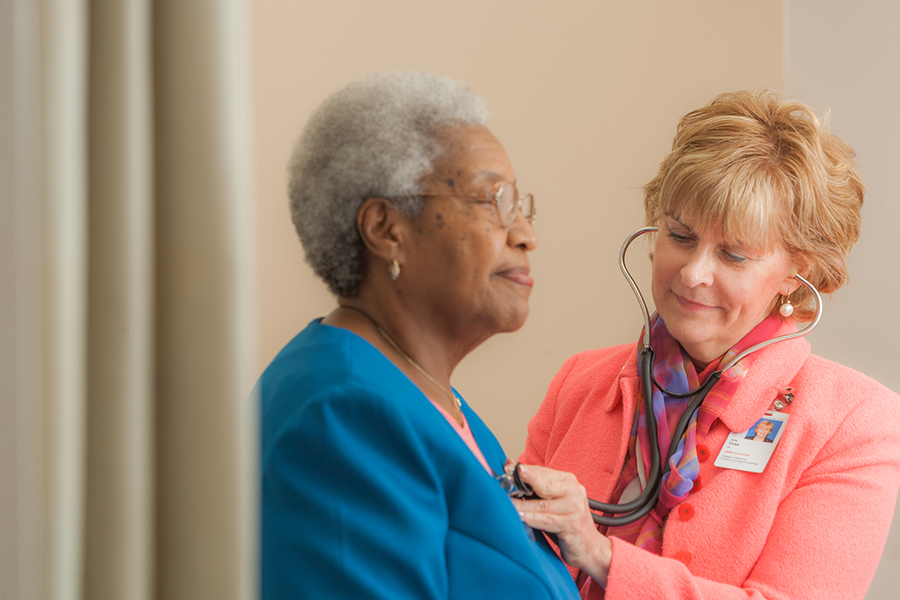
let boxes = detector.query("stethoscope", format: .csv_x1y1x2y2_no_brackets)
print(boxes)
503,226,823,526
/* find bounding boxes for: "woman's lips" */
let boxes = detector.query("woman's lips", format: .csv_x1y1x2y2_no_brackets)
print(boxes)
497,266,534,287
674,292,715,310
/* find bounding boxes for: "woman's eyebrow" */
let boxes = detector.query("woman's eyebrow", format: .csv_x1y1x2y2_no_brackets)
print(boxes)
469,170,515,184
667,214,693,233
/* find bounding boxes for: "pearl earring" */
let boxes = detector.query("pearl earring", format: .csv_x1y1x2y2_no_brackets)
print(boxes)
779,295,794,318
389,259,401,281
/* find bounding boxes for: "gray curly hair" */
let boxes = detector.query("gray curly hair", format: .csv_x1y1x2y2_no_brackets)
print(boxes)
288,71,489,297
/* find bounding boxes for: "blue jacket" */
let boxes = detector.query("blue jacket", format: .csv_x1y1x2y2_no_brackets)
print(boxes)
260,320,579,600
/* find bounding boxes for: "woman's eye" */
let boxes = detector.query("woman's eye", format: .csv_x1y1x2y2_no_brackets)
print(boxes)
667,230,692,244
722,249,747,264
471,199,495,215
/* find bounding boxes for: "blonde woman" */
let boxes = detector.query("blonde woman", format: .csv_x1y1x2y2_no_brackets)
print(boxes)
514,90,900,600
745,420,775,443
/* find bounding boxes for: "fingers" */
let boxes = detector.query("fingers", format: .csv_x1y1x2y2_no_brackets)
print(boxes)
511,498,575,534
509,464,613,584
510,491,587,531
510,464,590,531
516,464,585,501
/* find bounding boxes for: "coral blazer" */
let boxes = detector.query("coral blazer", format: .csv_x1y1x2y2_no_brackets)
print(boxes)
522,332,900,600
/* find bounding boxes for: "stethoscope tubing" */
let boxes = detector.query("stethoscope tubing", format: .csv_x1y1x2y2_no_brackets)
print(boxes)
618,227,823,374
587,352,662,516
582,227,823,526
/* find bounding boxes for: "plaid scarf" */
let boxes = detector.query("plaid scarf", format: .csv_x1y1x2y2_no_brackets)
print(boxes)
603,313,782,552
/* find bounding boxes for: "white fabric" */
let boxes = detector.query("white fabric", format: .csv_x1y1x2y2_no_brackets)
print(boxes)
1,1,255,599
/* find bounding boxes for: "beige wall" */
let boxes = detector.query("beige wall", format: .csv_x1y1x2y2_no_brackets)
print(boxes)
251,0,784,457
785,3,900,597
252,2,900,595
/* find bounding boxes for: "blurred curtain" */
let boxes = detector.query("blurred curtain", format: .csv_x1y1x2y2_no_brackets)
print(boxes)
1,1,256,599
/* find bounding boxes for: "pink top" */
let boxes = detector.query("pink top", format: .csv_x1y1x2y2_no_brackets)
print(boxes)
429,398,491,473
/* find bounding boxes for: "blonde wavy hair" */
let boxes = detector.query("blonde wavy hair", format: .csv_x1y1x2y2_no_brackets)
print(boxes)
643,89,864,322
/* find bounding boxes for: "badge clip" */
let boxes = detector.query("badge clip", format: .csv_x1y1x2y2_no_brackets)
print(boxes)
772,387,794,411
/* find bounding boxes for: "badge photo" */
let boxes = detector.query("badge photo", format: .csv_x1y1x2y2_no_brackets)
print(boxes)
714,411,789,473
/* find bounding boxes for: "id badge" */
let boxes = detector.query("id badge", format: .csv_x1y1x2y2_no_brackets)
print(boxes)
714,411,789,473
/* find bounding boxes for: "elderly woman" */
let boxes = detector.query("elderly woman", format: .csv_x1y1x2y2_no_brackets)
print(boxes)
512,90,900,599
258,71,579,600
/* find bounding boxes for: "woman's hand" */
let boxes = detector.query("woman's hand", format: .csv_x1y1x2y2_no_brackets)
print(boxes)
509,462,613,587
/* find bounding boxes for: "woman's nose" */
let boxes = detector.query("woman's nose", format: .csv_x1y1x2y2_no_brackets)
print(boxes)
681,248,715,287
508,212,538,251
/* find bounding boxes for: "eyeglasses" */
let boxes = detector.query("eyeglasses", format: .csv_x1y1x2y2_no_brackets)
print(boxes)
416,182,535,228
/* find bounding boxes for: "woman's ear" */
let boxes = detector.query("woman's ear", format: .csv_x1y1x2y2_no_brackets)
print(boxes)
357,197,406,262
781,253,812,295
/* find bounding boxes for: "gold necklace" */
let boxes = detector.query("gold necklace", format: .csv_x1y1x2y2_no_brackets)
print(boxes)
340,306,462,414
375,325,462,412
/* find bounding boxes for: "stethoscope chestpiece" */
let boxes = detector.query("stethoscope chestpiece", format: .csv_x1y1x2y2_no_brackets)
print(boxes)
495,463,539,500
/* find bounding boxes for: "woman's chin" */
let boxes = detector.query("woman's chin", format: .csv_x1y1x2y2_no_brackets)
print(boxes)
495,304,530,334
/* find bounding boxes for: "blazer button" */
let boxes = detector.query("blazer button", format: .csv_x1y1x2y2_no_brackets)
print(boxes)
697,445,711,462
678,502,695,521
674,550,692,566
693,473,703,491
